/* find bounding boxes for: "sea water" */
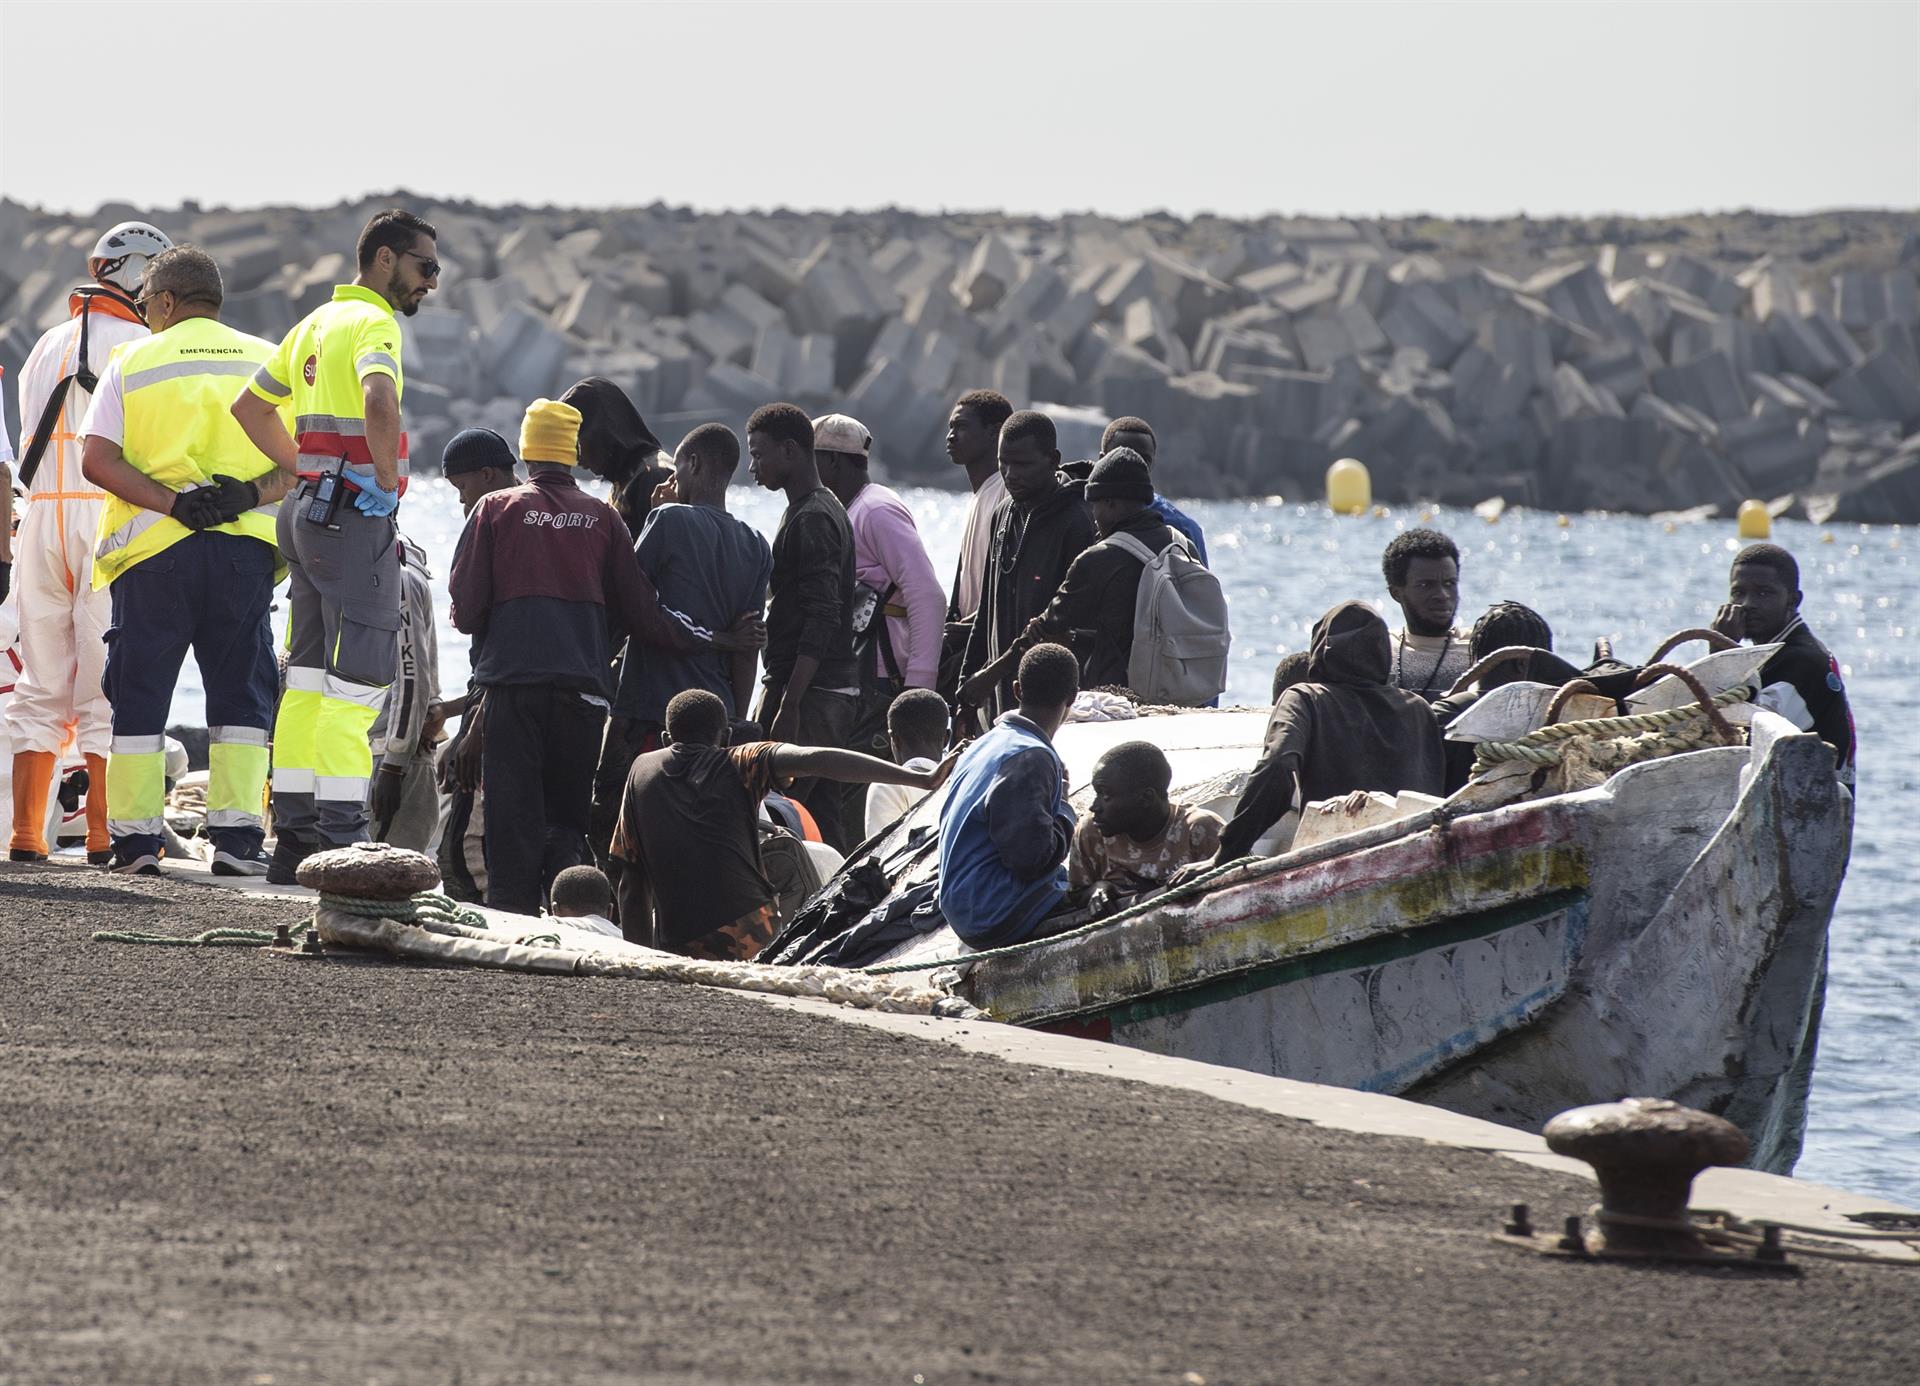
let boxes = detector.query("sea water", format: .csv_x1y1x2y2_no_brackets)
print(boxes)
169,480,1920,1206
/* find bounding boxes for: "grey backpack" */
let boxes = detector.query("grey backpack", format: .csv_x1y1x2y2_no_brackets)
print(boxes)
1103,531,1231,705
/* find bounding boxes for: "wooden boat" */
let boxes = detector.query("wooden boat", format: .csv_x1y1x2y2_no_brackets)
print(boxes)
842,701,1851,1175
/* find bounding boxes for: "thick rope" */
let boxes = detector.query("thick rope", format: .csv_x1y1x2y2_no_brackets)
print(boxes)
91,925,278,947
313,890,488,928
1474,685,1751,771
91,890,486,949
861,853,1262,975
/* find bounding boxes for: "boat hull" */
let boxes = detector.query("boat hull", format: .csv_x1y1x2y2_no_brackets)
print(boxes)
931,712,1849,1174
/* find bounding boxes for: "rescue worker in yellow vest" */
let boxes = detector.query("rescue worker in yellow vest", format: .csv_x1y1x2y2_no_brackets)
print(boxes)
8,220,171,863
231,209,438,883
77,246,293,875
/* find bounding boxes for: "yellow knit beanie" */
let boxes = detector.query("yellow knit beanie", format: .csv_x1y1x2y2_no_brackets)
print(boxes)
520,398,582,465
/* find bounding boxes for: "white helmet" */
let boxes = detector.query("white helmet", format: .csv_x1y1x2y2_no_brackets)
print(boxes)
88,221,173,293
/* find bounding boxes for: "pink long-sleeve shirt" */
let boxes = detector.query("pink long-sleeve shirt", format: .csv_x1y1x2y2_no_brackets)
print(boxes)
846,482,944,689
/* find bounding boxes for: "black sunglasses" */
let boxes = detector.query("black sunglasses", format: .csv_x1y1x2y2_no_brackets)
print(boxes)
401,249,442,279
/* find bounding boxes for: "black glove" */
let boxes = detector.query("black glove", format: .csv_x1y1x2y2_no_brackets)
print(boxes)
170,486,224,532
0,561,10,606
209,474,261,523
370,762,407,832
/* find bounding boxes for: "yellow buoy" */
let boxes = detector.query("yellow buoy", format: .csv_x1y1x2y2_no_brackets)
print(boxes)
1737,499,1771,539
1556,514,1570,528
1326,457,1371,516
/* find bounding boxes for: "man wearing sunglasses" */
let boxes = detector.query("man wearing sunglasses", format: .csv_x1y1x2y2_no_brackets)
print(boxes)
232,208,440,882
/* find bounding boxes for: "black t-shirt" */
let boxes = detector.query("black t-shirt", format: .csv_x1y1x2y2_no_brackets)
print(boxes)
610,741,781,944
766,487,857,690
1760,618,1855,785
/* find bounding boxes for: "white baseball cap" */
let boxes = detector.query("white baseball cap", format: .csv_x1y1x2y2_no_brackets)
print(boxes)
812,413,872,458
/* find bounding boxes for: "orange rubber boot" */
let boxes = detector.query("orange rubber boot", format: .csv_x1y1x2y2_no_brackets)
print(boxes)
84,753,111,860
10,750,55,859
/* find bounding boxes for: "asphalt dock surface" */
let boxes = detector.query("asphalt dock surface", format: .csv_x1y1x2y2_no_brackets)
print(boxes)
3,860,1917,1385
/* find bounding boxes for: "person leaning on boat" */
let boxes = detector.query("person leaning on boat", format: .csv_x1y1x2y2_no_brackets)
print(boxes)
937,643,1083,948
1212,602,1445,865
1712,542,1855,791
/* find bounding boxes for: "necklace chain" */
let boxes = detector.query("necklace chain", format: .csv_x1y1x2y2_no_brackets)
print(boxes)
1396,630,1453,695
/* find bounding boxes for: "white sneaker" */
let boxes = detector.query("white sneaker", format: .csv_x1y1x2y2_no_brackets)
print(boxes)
212,849,271,878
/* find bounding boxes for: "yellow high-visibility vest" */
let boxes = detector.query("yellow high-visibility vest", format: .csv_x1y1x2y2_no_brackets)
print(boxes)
93,316,285,589
244,283,409,490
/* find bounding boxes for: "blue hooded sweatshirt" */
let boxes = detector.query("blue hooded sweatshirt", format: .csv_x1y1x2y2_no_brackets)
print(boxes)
936,712,1075,947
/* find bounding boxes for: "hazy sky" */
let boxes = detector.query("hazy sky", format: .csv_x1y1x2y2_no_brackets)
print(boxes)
3,1,1915,219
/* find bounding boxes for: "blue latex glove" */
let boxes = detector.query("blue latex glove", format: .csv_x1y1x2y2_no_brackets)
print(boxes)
352,479,401,517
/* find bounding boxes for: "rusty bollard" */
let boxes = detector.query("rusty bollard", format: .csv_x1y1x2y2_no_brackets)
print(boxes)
296,841,441,900
1543,1098,1749,1257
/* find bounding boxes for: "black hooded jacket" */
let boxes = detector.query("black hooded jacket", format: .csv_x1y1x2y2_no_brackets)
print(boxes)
960,474,1096,716
561,376,672,539
1219,602,1445,861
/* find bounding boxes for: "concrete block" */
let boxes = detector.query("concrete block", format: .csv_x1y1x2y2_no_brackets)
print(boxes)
1631,390,1719,445
1451,345,1511,421
1766,313,1849,384
1649,253,1742,314
477,301,570,402
1269,274,1341,317
956,234,1021,313
1833,270,1920,330
1670,314,1773,377
1868,320,1920,373
1336,261,1390,316
1827,350,1920,427
1578,347,1647,406
1651,350,1750,424
400,305,482,398
1095,257,1154,315
1043,287,1100,349
737,240,802,304
1236,261,1306,299
719,282,785,337
606,257,673,316
1524,261,1629,338
288,252,350,318
685,307,756,366
1480,315,1553,391
1379,282,1473,366
1722,410,1822,493
1740,258,1807,322
553,275,620,340
1238,366,1333,437
1197,324,1296,376
791,247,894,376
1549,363,1624,421
701,360,783,414
202,233,286,292
1776,373,1843,416
1122,298,1191,373
1807,307,1867,373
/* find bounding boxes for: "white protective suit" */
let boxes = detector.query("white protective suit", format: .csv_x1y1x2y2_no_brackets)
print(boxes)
6,292,149,759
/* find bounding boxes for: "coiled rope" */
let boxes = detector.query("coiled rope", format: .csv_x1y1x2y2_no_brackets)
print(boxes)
1474,684,1751,772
